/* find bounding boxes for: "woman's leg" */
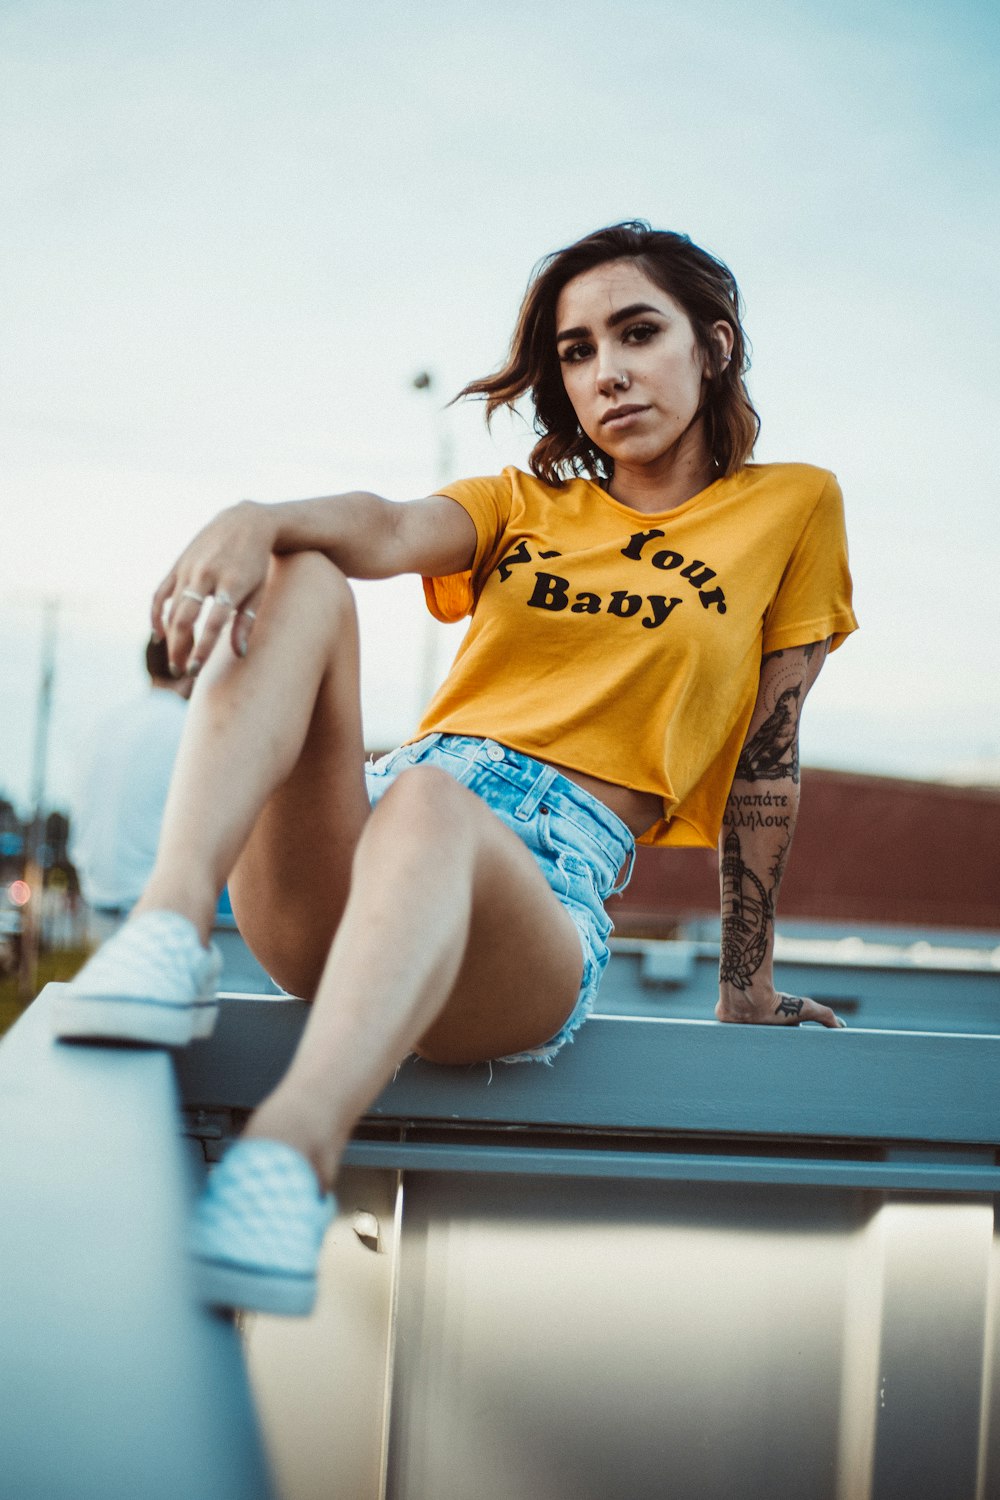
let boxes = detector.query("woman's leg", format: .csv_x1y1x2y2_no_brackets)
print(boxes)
245,763,586,1190
136,550,372,986
128,550,583,1196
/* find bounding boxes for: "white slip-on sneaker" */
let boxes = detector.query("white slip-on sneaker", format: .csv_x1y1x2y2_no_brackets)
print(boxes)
52,910,222,1046
190,1139,336,1317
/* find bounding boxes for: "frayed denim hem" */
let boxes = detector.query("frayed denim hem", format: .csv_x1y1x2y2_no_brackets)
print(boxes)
494,948,602,1066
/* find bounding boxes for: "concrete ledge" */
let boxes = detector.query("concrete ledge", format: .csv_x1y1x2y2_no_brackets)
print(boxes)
0,988,274,1500
172,994,1000,1151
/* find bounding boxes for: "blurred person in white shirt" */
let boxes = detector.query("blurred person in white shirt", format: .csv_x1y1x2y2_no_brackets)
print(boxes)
71,636,192,943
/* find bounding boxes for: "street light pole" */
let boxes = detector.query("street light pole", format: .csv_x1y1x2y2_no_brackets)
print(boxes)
411,371,455,718
18,599,59,1002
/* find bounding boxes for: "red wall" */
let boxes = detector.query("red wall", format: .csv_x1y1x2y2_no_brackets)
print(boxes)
611,769,1000,935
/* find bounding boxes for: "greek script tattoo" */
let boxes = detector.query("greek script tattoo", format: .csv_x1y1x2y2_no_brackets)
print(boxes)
722,790,791,833
735,684,802,783
719,829,774,989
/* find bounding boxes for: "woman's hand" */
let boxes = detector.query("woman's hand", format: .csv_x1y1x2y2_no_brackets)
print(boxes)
716,981,845,1028
152,501,278,676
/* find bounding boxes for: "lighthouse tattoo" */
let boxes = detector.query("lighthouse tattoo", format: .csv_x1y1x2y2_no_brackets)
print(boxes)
719,829,774,989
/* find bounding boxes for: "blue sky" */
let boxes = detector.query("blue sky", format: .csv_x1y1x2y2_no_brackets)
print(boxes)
2,0,998,812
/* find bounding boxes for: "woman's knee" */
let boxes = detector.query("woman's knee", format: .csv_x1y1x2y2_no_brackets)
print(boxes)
365,765,474,846
265,550,358,630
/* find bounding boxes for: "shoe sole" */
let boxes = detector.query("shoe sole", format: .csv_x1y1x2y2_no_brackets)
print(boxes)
52,993,219,1046
194,1256,318,1317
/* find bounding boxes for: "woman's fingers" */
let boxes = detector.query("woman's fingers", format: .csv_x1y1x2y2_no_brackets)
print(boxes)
151,571,177,641
160,580,255,676
716,991,847,1028
165,588,211,676
772,993,846,1030
164,576,263,675
186,585,244,673
229,583,264,659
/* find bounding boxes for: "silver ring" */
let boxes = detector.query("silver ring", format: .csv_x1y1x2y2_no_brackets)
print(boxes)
180,588,206,605
616,373,629,389
212,589,235,609
239,607,257,621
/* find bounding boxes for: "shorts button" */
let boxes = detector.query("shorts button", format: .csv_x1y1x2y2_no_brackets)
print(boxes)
486,743,504,762
539,804,550,815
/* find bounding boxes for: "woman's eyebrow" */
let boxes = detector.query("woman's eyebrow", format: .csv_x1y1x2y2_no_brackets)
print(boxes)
555,302,663,343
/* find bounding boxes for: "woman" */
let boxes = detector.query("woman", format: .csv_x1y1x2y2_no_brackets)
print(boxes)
55,221,857,1315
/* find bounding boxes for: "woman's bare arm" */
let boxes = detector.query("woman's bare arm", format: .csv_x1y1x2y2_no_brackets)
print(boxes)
151,491,477,676
715,638,844,1028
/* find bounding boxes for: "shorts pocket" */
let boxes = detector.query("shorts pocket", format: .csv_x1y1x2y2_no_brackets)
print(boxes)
365,743,426,808
369,735,447,780
368,745,413,778
558,852,614,941
546,811,623,899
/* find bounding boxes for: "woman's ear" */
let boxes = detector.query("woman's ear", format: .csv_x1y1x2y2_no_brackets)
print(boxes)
711,320,735,373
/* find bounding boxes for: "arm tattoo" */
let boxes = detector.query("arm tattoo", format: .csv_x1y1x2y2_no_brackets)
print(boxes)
769,830,792,888
735,684,801,783
721,643,826,993
719,828,774,990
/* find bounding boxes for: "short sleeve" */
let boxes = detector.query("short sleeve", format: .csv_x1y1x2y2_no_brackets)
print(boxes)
762,473,859,654
422,472,513,622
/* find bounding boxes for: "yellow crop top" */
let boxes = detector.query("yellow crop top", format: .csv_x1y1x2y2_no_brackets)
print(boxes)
417,463,858,848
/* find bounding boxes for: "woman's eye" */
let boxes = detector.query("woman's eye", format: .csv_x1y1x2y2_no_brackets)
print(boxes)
624,323,657,344
559,342,592,364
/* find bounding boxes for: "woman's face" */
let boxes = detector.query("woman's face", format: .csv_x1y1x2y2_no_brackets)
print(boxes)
555,258,731,474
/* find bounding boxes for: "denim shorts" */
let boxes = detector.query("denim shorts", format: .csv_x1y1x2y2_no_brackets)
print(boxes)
365,733,636,1063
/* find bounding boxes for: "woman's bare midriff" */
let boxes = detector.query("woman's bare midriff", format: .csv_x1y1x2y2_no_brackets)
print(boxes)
546,761,661,840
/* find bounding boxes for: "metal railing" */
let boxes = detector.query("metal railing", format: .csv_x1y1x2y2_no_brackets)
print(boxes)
0,988,274,1500
6,978,1000,1500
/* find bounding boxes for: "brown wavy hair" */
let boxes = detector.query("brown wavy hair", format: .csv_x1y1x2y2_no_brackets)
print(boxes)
458,221,760,485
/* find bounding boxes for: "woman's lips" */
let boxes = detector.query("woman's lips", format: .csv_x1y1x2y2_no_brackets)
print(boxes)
600,404,650,428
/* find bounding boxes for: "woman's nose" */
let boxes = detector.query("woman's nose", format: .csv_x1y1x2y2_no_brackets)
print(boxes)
596,359,628,394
